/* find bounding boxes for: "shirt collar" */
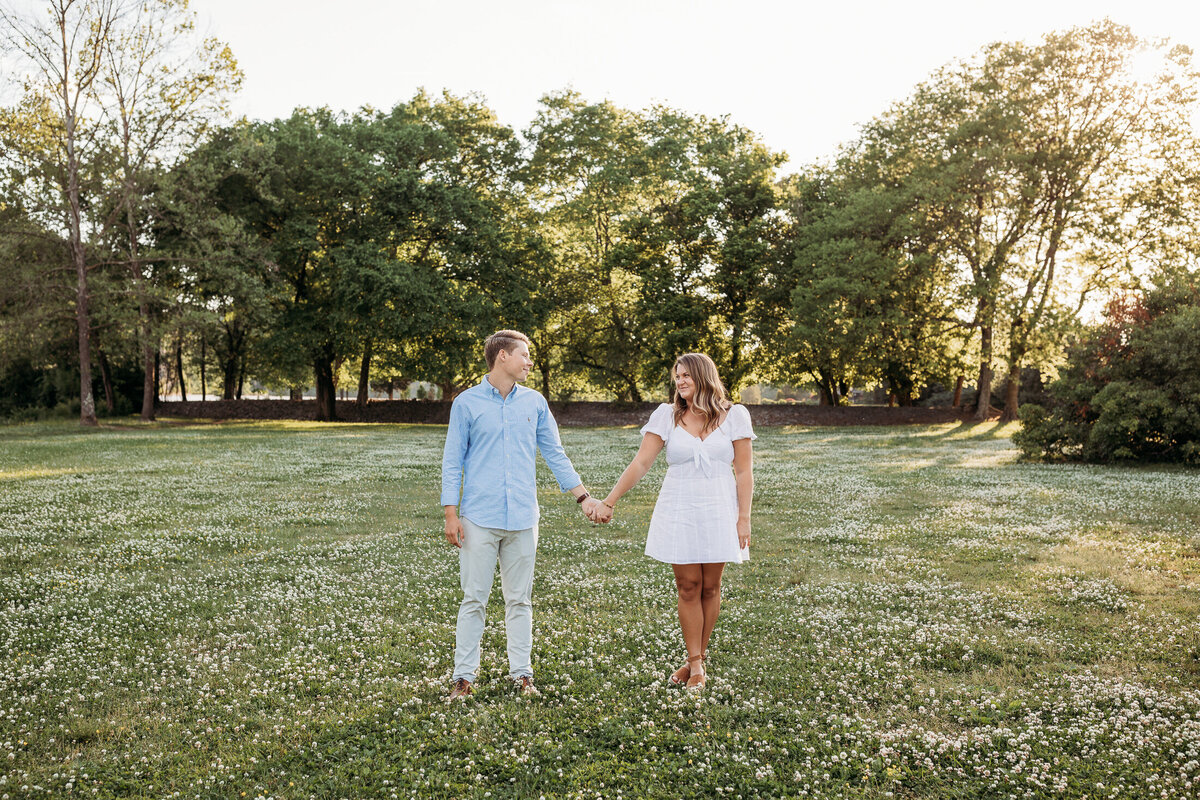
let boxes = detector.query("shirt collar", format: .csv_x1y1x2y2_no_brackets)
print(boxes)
481,375,522,400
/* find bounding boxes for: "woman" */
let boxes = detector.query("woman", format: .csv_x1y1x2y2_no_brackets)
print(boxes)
592,353,755,689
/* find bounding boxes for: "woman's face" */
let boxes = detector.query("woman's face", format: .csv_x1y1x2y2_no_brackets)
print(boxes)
673,364,694,401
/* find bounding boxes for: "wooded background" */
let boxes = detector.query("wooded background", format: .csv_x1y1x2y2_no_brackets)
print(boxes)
3,2,1198,426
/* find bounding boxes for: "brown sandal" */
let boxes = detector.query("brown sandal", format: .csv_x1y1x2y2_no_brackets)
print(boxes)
684,654,706,690
668,651,706,685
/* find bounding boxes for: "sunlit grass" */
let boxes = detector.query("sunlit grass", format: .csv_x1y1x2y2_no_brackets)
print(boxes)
0,420,1198,799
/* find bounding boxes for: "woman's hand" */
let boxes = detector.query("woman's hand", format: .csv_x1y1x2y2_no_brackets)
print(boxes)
593,502,613,524
737,517,751,549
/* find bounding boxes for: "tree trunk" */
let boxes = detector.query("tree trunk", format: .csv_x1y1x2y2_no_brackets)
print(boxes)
538,354,551,399
140,339,157,421
951,375,964,408
200,335,207,401
290,387,303,401
356,338,372,407
153,350,161,408
236,358,245,400
222,353,238,400
64,108,96,426
175,339,187,401
124,195,157,421
816,369,837,406
387,380,394,401
621,373,643,403
974,319,994,421
1000,315,1030,422
885,367,914,407
315,358,337,421
1000,363,1021,422
98,350,115,414
1000,334,1027,423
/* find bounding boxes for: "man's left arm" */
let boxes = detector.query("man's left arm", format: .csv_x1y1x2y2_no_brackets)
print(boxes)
535,401,601,518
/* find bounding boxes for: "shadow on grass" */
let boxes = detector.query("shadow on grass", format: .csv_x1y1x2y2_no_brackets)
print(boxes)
926,420,1019,441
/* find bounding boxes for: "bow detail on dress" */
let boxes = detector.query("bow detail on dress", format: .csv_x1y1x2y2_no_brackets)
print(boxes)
692,442,715,478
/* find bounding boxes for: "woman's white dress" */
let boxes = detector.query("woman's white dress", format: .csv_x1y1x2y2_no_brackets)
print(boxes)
641,403,756,565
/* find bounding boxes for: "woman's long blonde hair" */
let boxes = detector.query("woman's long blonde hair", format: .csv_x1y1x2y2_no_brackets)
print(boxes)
672,353,731,434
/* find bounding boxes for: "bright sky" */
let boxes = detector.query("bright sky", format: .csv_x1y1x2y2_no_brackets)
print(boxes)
176,1,1200,169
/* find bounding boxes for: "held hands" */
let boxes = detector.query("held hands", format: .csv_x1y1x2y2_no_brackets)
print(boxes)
582,496,614,524
592,500,613,524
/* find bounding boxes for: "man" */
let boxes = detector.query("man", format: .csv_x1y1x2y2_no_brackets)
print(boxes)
441,329,602,700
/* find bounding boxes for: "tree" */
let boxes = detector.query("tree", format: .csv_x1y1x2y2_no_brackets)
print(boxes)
1014,275,1200,463
618,111,785,396
761,142,963,407
1,0,126,425
205,93,535,420
862,21,1200,420
96,0,241,419
525,91,648,400
990,22,1198,420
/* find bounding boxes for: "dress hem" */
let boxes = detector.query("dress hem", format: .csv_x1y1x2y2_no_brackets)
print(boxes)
645,553,749,565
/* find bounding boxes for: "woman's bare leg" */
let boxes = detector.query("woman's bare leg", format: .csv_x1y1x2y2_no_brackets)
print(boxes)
700,562,725,656
672,564,704,675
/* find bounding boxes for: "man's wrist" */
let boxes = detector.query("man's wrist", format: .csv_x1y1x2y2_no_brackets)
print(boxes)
444,506,459,518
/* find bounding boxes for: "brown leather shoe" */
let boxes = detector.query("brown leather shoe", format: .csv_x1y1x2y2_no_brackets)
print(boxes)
517,676,540,697
449,678,473,700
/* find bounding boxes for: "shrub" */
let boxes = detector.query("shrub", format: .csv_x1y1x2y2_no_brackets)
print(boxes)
1014,277,1200,464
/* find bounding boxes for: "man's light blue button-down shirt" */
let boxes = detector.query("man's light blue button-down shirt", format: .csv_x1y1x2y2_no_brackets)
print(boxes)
441,377,582,531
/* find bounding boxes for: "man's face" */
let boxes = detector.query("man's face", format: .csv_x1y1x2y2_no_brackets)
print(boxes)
499,342,534,382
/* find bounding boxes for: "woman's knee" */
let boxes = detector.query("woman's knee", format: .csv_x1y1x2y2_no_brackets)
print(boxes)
700,582,721,601
675,577,701,602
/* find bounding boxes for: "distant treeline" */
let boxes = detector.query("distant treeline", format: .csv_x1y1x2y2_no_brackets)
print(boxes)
2,6,1199,429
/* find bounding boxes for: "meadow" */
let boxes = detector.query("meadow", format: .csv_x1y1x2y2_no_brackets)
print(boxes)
1,419,1199,800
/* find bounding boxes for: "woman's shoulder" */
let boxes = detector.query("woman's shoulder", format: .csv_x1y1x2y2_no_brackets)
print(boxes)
720,402,748,422
641,402,676,438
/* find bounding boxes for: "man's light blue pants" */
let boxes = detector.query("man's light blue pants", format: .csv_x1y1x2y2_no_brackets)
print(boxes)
452,517,538,683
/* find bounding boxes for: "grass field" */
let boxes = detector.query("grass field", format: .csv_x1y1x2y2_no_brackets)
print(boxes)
1,419,1199,800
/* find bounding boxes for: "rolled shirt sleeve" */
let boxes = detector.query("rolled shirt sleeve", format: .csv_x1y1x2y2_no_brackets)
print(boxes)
535,399,582,492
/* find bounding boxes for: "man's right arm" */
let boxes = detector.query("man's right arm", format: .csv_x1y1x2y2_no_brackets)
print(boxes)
441,399,469,547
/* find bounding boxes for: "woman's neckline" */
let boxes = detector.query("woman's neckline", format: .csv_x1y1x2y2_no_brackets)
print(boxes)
676,406,732,442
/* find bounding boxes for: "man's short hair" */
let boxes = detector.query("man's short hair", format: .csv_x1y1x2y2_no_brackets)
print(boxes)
484,330,531,370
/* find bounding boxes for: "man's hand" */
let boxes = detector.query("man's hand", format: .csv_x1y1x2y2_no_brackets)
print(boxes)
445,509,464,547
581,497,604,522
592,501,613,524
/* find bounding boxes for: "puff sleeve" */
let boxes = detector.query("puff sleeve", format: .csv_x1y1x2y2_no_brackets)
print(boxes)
728,404,757,441
640,403,675,441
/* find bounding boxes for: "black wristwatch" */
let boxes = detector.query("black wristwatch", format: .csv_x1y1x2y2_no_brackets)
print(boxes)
576,491,591,504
